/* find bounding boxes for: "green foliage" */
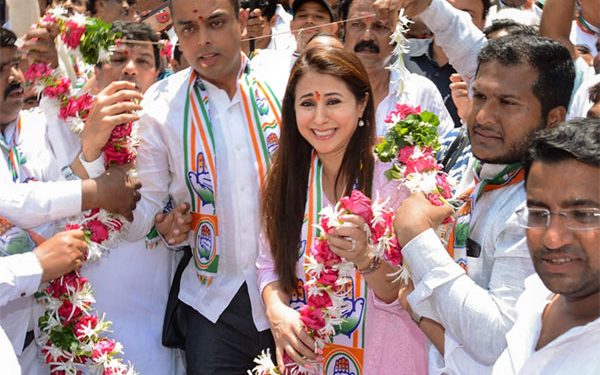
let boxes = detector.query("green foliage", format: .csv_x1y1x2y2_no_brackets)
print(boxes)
79,18,121,65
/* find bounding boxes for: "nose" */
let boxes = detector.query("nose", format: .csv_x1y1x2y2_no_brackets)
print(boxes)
313,102,328,126
122,59,137,76
541,214,573,251
474,98,497,127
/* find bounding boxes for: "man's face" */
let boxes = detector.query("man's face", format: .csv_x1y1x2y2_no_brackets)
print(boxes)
0,47,24,127
448,0,485,30
468,61,545,164
290,2,336,51
95,42,158,93
343,0,394,71
172,0,243,87
96,0,132,23
526,158,600,299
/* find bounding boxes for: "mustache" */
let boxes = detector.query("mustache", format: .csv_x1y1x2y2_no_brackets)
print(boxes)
4,82,22,99
471,123,501,137
533,245,587,260
354,40,380,53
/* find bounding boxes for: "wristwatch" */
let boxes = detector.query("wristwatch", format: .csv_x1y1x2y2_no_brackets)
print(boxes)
355,254,381,275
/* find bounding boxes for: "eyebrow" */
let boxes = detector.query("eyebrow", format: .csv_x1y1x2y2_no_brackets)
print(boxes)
298,92,341,100
527,198,600,208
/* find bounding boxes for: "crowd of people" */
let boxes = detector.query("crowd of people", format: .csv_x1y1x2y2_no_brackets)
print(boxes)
0,0,598,374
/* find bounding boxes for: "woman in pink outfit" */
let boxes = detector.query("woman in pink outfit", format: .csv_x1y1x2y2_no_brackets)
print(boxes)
256,45,427,375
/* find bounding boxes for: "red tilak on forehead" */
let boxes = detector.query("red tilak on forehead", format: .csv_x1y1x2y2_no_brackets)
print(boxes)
315,91,321,101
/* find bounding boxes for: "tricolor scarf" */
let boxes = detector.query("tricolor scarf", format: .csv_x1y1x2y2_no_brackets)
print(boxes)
0,118,27,183
183,56,281,285
0,216,45,257
291,153,368,375
448,162,525,271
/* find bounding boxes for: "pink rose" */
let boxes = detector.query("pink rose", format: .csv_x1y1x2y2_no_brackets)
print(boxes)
74,314,98,339
340,190,372,222
110,123,133,139
384,104,421,124
160,40,173,57
61,20,86,49
65,223,82,231
92,339,116,360
307,291,333,309
59,98,80,120
397,145,415,164
55,77,71,96
299,306,326,331
313,241,341,267
316,269,339,288
58,300,83,324
103,142,135,167
86,219,110,243
24,63,52,81
404,154,439,175
385,237,402,266
435,173,452,199
426,192,444,207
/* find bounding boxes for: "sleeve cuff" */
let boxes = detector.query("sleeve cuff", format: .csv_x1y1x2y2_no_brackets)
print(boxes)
402,228,459,282
48,180,83,220
79,153,106,179
1,252,43,301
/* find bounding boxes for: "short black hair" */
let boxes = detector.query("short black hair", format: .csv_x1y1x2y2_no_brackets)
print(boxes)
589,82,600,105
483,18,537,38
87,0,98,14
524,118,600,178
106,21,161,69
0,27,17,48
476,35,575,121
173,43,183,63
168,0,240,18
241,0,277,21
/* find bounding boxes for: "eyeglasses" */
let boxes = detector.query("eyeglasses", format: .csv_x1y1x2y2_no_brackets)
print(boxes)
516,207,600,231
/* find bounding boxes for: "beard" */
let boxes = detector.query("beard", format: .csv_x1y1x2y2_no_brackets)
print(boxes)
469,120,545,164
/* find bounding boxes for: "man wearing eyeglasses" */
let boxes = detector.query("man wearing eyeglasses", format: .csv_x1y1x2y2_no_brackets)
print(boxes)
492,118,600,375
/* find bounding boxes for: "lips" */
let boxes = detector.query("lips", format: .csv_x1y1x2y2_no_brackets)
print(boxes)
312,128,336,140
5,84,23,99
538,253,583,273
472,126,502,142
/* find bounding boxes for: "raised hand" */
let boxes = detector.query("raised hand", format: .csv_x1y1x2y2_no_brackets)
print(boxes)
33,230,88,282
449,73,471,122
393,192,453,246
80,81,143,162
373,0,434,19
155,203,193,246
21,23,60,68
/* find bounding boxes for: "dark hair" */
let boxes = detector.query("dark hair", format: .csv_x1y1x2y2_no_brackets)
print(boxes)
173,43,183,62
168,0,240,18
481,0,492,19
589,82,600,104
262,46,375,294
483,18,537,38
524,118,600,178
0,27,17,48
87,0,98,14
106,21,161,69
476,35,575,121
241,0,277,21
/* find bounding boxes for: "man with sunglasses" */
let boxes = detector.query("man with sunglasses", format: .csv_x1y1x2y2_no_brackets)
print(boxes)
492,118,600,374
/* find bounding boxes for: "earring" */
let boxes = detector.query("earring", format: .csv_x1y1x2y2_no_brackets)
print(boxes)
358,118,365,127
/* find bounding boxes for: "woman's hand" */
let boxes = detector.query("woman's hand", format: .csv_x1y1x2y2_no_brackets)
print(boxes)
327,214,371,269
267,302,318,373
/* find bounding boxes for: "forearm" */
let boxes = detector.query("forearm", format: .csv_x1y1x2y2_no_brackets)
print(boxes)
540,0,576,58
262,281,291,319
361,260,401,304
421,0,487,81
418,317,445,355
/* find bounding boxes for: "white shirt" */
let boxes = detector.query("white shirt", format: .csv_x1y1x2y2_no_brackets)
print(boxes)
421,0,487,83
493,274,600,375
269,4,296,52
376,68,454,138
403,164,535,374
129,65,271,331
250,48,297,99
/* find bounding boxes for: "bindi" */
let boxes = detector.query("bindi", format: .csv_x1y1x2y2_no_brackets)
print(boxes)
314,91,321,102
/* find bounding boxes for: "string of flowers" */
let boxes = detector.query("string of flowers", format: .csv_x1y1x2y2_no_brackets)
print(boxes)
250,191,400,375
373,104,454,281
23,7,138,374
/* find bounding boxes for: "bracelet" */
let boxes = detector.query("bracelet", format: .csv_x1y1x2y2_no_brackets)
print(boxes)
355,254,381,275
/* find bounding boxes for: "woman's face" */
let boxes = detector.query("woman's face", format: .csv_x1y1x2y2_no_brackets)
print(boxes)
294,71,366,159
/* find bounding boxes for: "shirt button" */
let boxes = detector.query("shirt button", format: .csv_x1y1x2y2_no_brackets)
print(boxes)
20,292,26,297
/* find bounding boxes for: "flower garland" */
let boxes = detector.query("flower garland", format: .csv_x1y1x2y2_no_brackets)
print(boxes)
250,191,399,375
373,103,454,280
24,8,138,374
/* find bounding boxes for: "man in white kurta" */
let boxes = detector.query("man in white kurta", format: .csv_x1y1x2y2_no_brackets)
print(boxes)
492,118,600,375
